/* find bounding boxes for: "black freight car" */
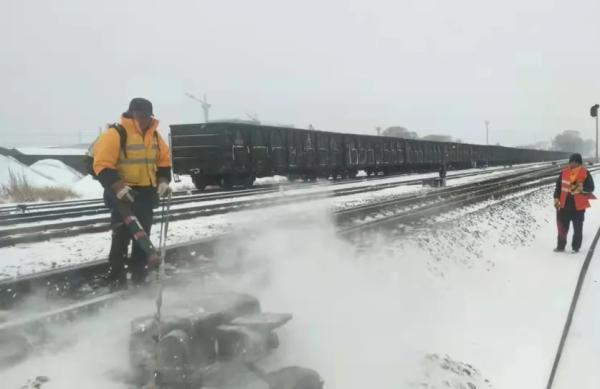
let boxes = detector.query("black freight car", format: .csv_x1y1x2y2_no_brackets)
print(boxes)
170,122,570,190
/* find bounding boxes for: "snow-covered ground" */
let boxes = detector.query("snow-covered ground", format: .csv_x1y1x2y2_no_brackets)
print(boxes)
1,171,597,388
229,186,600,389
0,164,550,279
552,215,600,387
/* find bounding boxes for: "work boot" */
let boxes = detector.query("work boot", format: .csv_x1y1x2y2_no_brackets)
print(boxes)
109,276,128,292
130,269,149,288
554,247,565,252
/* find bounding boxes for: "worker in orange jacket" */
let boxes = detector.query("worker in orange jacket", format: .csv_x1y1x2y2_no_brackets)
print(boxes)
553,153,595,253
93,98,172,288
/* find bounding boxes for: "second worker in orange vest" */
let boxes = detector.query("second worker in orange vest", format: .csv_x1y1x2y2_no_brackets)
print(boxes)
553,153,595,253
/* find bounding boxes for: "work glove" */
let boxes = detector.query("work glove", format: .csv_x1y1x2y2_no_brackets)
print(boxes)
111,180,135,203
157,180,171,198
554,198,560,209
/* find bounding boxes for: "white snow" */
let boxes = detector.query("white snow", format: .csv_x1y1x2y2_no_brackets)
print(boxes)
171,174,196,192
0,156,89,204
0,164,566,278
552,216,600,387
29,159,82,186
16,147,87,156
0,155,56,188
1,177,597,388
255,175,290,185
233,185,600,388
72,175,103,199
0,166,539,277
171,174,290,192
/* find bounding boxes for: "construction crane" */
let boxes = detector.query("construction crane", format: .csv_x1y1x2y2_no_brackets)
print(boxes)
245,112,260,123
185,93,211,123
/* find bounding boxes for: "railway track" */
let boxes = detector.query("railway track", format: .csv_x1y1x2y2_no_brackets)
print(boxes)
0,168,521,247
0,163,580,377
0,185,277,223
0,162,552,223
0,164,567,315
0,173,400,217
0,180,280,215
338,166,574,234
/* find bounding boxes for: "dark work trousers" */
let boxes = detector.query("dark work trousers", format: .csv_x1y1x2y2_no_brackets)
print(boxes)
104,187,158,285
556,208,585,251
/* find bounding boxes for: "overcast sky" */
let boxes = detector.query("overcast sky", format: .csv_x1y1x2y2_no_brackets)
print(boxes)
2,0,600,147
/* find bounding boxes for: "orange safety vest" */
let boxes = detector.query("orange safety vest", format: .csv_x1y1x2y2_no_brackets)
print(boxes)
559,167,593,211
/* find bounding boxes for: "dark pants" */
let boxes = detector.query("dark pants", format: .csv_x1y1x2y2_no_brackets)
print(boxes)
556,208,585,251
104,187,157,285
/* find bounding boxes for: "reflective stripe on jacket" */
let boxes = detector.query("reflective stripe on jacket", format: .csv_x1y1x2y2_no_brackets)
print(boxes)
93,116,171,187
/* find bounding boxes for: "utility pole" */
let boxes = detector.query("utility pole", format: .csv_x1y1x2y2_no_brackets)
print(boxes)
591,104,599,163
185,93,211,122
485,121,490,145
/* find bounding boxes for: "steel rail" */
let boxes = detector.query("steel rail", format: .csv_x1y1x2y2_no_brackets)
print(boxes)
0,169,508,247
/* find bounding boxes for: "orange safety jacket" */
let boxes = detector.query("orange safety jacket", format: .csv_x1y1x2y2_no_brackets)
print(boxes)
559,167,593,211
93,116,171,187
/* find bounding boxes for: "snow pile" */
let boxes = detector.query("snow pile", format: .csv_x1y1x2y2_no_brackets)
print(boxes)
0,156,94,202
255,175,289,185
172,175,196,192
170,174,290,191
72,175,103,199
0,155,56,188
30,159,82,186
16,147,87,156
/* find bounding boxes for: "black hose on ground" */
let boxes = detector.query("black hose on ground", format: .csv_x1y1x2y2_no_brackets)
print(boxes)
546,225,600,388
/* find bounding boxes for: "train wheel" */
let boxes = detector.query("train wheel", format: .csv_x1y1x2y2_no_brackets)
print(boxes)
243,176,255,188
220,177,233,190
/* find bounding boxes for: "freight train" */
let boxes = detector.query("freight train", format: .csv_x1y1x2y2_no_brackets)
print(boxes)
170,122,570,190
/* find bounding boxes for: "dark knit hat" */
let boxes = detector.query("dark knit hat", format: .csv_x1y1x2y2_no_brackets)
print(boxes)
126,98,153,117
569,153,583,164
